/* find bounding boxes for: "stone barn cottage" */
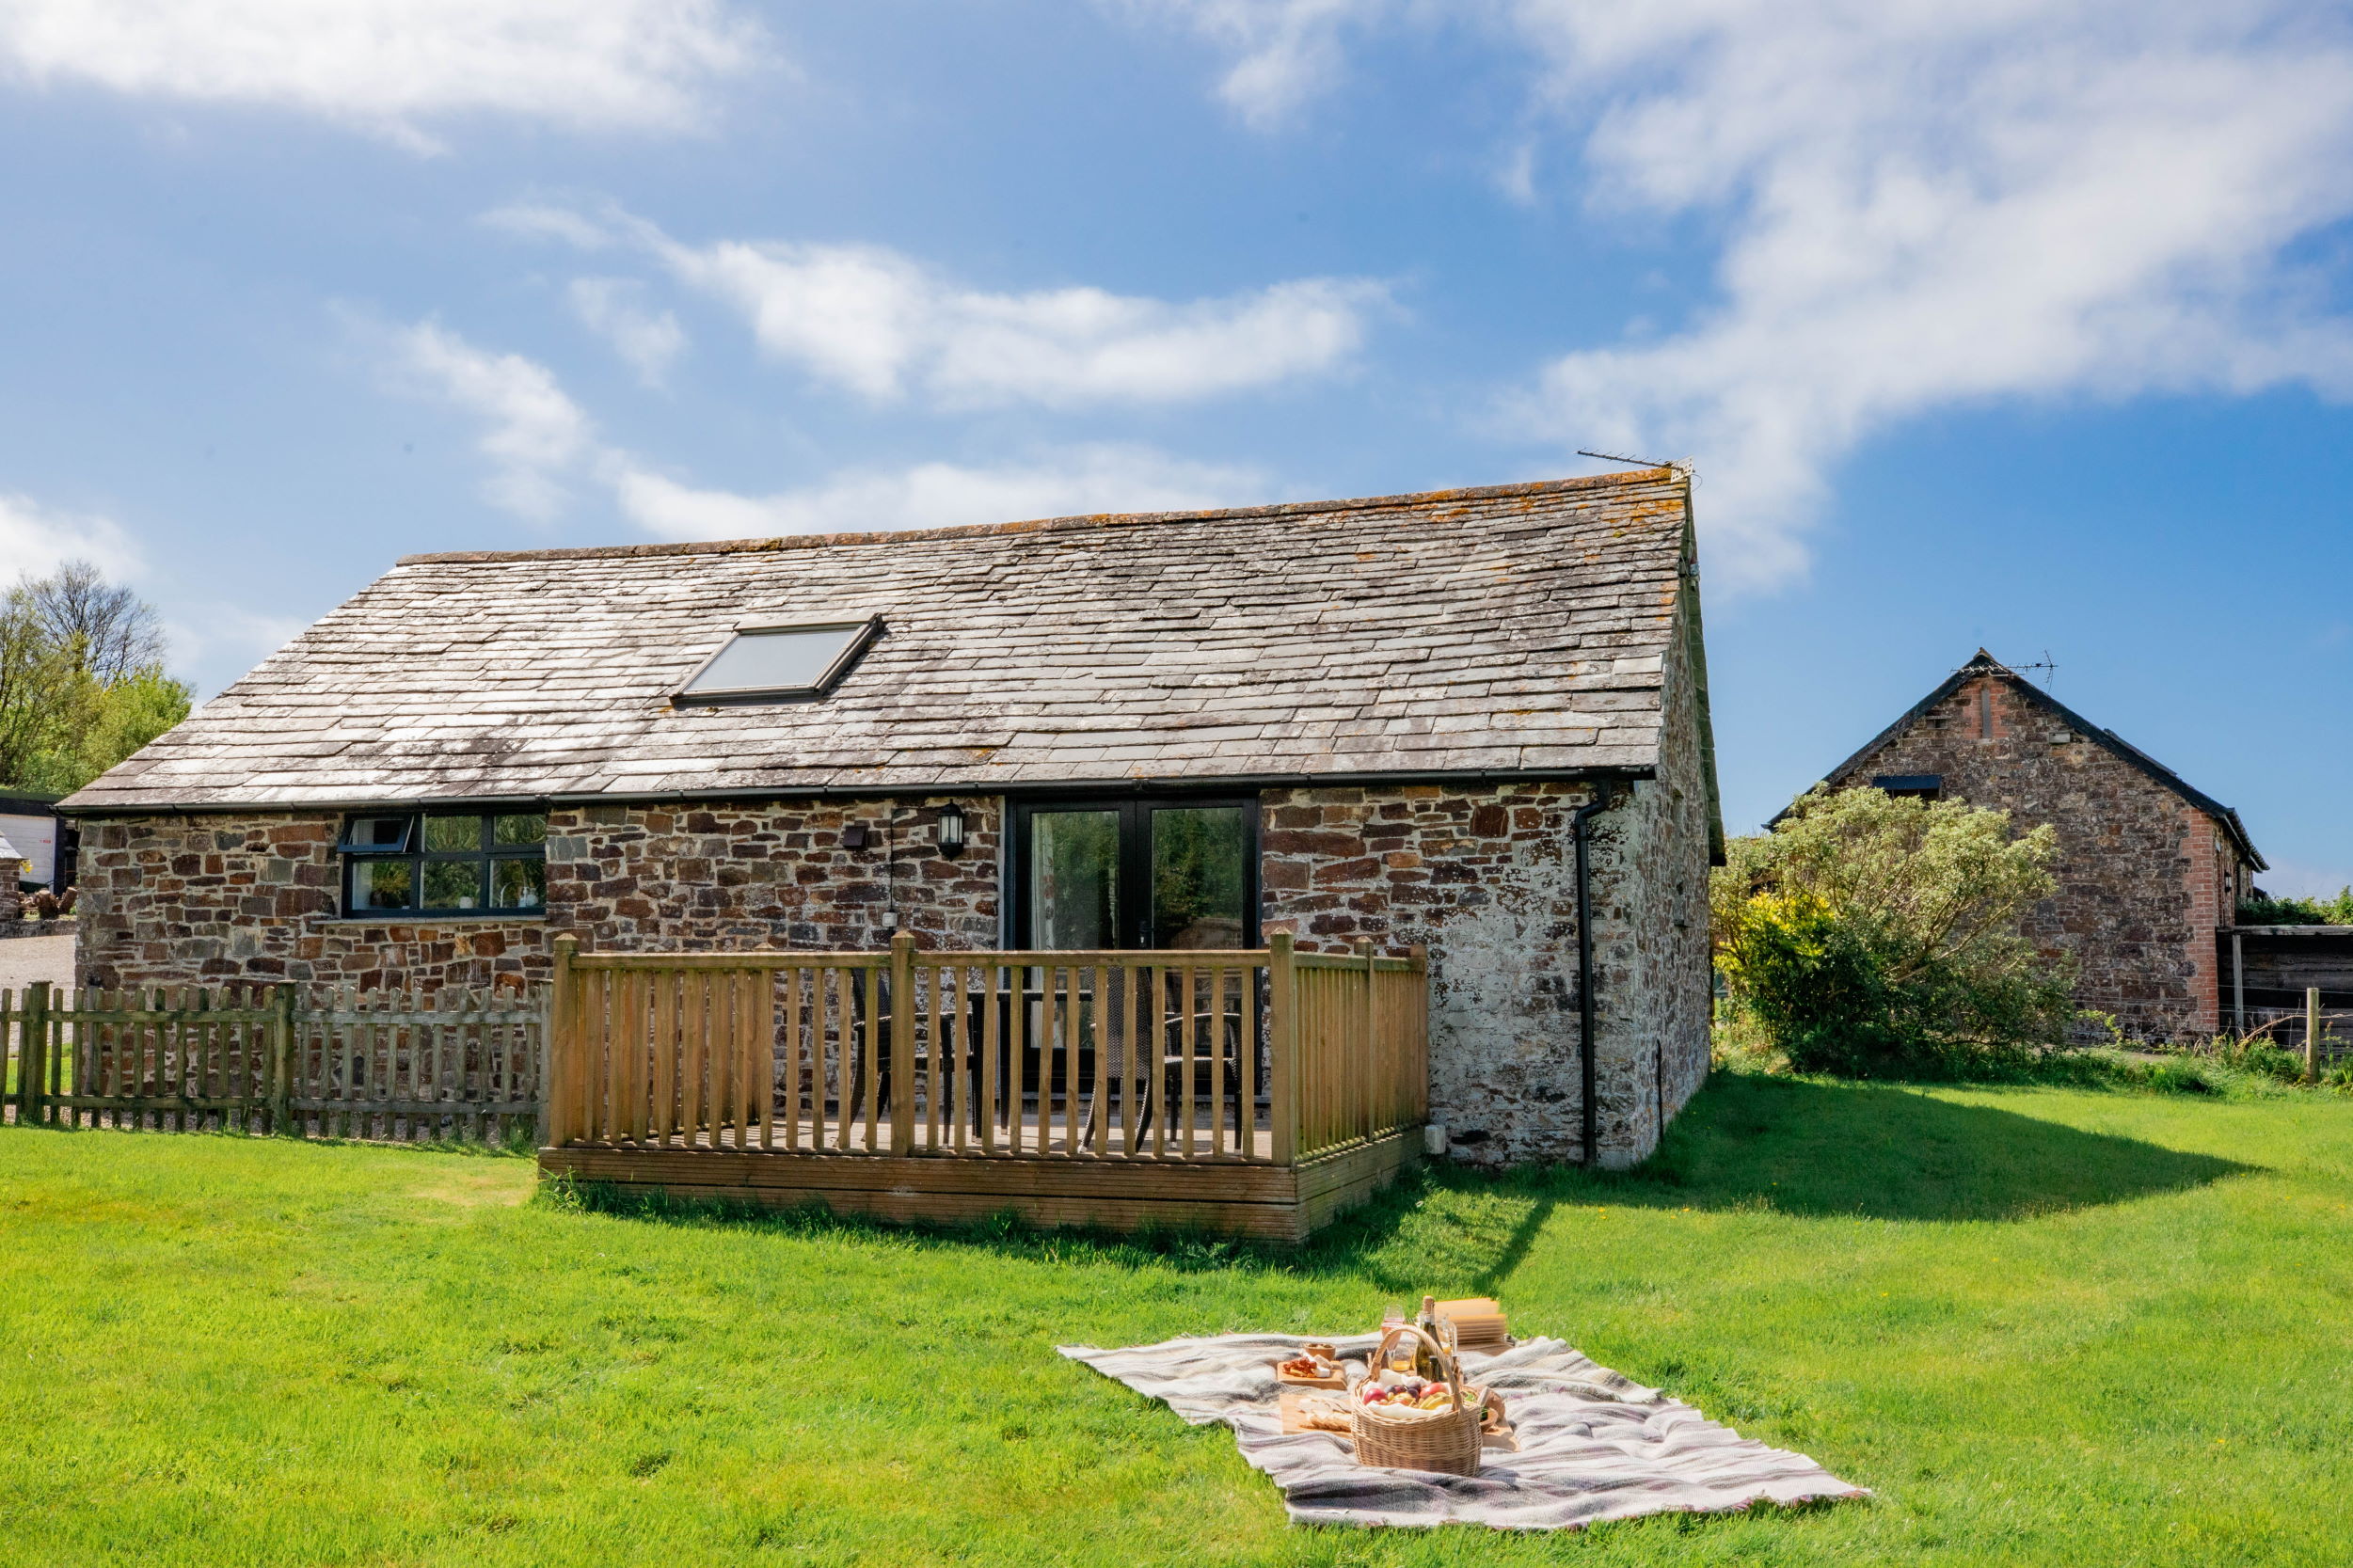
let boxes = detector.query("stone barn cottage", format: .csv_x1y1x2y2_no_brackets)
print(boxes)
62,469,1722,1184
1802,650,2261,1041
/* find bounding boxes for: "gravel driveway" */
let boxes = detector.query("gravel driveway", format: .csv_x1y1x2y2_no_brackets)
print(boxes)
0,934,74,997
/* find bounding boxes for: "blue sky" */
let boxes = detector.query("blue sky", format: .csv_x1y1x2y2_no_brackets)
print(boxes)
3,2,2350,890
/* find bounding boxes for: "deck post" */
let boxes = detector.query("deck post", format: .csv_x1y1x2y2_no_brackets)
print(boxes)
1268,933,1296,1165
19,982,49,1126
268,984,296,1135
890,932,916,1154
548,936,578,1147
1407,945,1429,1131
1356,941,1376,1144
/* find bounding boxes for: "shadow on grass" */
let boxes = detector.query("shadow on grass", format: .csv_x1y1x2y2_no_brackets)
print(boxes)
545,1068,2256,1281
1621,1069,2256,1222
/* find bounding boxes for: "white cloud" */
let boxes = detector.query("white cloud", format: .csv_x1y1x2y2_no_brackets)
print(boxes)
0,0,767,150
1508,2,2353,586
568,277,686,388
387,321,595,520
1118,0,1397,128
375,318,1270,544
0,491,140,583
495,202,1387,407
1139,2,2353,589
612,445,1267,541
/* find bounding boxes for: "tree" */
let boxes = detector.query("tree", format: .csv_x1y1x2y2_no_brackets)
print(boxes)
27,559,165,681
1711,786,2076,1075
0,563,192,796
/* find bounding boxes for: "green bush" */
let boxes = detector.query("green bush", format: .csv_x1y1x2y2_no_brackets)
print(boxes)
1712,787,2075,1077
2238,888,2353,926
2200,1036,2310,1084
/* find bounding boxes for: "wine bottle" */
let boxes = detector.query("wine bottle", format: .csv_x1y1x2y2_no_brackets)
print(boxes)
1413,1294,1440,1380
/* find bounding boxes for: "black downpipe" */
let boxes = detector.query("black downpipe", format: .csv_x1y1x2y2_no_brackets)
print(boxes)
1573,783,1622,1165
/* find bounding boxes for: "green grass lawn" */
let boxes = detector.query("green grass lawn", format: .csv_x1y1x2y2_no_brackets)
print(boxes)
4,1069,2350,1566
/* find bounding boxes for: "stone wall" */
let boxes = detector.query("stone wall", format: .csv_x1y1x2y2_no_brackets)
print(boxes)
556,796,999,952
73,813,549,995
1833,673,2241,1040
73,797,1001,995
75,777,1712,1167
1258,765,1710,1169
1599,624,1715,1167
1260,781,1590,1167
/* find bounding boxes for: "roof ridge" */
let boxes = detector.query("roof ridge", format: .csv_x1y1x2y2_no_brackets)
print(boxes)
1798,650,2263,869
395,468,1680,566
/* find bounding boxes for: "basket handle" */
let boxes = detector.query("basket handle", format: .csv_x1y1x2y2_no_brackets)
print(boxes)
1371,1323,1466,1411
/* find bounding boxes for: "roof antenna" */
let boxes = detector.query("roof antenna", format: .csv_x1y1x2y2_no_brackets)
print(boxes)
2010,650,2058,689
1578,448,1672,470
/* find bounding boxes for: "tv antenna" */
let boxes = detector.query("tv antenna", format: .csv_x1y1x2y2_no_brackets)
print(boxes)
1578,448,1670,469
2010,650,2058,689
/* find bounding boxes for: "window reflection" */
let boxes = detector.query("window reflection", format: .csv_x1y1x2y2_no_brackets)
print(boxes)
1152,806,1247,948
1030,811,1119,949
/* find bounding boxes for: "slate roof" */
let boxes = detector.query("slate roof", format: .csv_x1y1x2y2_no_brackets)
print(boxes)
63,470,1707,813
1808,650,2265,869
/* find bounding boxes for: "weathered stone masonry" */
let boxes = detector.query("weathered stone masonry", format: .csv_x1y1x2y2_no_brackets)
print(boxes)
1257,775,1705,1169
78,777,1709,1170
1835,672,2250,1040
74,796,1002,996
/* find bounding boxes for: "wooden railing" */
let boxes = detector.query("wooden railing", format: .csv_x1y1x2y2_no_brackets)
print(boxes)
4,983,545,1141
1292,948,1430,1158
548,932,1427,1166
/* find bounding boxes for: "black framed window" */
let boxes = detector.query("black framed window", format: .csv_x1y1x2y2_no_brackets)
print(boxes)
1011,798,1257,951
338,811,548,917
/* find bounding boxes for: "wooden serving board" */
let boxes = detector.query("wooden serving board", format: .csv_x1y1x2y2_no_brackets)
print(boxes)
1275,1367,1348,1390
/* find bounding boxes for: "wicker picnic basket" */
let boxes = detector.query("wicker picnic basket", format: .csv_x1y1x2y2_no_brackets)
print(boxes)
1350,1324,1483,1477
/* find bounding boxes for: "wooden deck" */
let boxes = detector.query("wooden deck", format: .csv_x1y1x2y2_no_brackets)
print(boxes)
535,933,1430,1240
540,1128,1418,1242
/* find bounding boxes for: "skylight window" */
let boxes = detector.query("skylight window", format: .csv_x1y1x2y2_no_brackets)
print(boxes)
676,618,881,705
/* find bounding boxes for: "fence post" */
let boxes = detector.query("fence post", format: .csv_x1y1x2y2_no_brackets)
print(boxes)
2232,931,2245,1037
546,935,577,1148
1268,933,1296,1165
2307,987,2322,1085
20,982,48,1126
269,985,296,1135
889,932,916,1154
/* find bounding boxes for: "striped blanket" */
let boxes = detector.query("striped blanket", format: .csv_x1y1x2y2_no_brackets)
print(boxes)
1058,1332,1866,1530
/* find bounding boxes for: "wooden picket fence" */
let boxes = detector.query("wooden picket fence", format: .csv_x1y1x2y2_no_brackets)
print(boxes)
3,982,547,1144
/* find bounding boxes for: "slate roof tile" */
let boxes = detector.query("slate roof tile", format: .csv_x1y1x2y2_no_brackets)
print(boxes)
65,470,1694,811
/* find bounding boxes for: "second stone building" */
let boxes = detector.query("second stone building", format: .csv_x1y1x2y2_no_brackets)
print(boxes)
1798,649,2262,1041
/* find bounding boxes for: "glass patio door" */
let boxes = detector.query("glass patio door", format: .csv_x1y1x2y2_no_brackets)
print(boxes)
1027,809,1121,950
1015,799,1257,950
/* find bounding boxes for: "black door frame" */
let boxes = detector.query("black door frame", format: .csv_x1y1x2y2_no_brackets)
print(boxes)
1009,795,1262,950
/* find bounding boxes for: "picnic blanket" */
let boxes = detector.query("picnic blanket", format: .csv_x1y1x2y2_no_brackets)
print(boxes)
1058,1332,1867,1530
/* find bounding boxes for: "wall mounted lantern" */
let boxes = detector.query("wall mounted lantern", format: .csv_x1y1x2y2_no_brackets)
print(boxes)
934,803,967,858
